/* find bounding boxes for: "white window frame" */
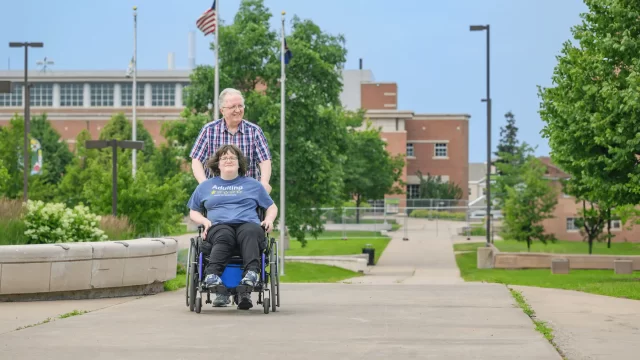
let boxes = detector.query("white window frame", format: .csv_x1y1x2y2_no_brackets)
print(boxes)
434,143,448,158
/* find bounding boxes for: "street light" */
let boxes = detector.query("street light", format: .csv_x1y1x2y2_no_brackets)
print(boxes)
469,24,492,247
85,140,144,216
9,41,43,203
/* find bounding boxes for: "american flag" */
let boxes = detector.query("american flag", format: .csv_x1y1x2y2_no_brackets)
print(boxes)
196,0,216,35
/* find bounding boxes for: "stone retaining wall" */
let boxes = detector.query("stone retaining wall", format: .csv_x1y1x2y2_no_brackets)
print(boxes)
0,238,178,301
478,245,640,270
285,254,370,273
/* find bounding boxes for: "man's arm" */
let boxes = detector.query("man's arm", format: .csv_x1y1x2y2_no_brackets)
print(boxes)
254,126,272,193
259,160,272,193
189,125,210,184
191,158,207,184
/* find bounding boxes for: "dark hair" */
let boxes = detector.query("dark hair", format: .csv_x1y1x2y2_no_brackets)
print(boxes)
205,144,248,177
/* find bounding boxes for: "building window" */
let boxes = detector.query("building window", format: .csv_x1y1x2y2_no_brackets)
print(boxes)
406,143,414,157
90,83,114,107
120,83,145,107
60,83,84,107
407,184,420,199
29,83,53,107
566,217,579,231
0,83,23,107
610,220,622,230
434,143,448,157
151,83,175,106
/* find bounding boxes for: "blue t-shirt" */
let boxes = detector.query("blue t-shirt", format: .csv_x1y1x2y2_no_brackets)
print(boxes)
187,176,274,226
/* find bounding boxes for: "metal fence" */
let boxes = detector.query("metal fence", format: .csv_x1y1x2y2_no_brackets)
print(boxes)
316,203,501,241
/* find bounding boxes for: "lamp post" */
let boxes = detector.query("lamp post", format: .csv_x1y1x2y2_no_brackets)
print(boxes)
9,41,44,203
85,140,144,216
469,24,492,247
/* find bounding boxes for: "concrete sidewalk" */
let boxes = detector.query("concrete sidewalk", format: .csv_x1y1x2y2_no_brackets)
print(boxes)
511,285,640,360
345,218,464,285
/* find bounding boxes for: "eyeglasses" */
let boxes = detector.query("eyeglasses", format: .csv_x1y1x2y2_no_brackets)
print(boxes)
220,156,238,161
222,105,245,111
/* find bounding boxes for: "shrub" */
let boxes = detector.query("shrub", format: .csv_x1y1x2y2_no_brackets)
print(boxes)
0,198,28,245
23,200,108,244
99,215,135,240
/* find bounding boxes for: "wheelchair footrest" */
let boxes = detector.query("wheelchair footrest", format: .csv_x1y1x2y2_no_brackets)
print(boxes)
206,284,230,295
235,284,253,295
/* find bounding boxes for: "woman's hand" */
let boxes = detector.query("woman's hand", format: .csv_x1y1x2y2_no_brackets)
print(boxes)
202,219,212,238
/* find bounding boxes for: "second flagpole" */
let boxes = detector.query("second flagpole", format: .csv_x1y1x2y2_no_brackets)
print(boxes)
213,0,219,120
279,11,286,276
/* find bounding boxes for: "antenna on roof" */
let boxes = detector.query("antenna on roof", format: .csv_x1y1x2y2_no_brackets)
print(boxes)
36,57,54,73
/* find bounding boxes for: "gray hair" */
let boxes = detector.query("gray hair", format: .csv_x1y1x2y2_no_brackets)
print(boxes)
219,88,244,108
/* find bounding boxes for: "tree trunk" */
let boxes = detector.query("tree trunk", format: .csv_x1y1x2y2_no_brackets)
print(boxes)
355,194,361,224
589,236,593,255
607,208,611,249
527,238,531,252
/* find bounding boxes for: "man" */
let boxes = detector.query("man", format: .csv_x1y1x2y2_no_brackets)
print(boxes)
189,88,273,308
190,88,272,193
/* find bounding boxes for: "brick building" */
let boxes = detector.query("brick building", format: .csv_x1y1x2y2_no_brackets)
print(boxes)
1,66,471,210
340,69,470,209
538,157,640,243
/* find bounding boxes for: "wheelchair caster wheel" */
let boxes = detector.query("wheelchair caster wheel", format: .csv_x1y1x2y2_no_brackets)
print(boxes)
263,297,270,314
195,297,202,313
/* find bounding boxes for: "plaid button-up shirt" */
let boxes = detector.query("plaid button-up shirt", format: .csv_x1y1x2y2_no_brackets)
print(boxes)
190,118,271,180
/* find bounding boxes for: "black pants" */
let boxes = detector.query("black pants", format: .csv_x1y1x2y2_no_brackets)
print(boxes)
205,222,263,277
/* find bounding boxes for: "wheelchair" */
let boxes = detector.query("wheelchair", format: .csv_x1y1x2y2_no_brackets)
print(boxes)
185,208,280,314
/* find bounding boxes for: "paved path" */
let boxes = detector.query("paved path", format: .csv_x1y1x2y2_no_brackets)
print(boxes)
0,218,562,359
511,285,640,360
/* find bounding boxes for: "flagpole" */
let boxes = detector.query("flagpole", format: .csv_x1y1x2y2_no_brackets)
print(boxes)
279,11,286,276
213,0,219,120
132,6,138,177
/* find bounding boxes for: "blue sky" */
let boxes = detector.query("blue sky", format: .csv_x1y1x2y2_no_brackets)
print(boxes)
1,0,588,163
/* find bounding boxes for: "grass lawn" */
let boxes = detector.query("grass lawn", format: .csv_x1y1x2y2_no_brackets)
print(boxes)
284,237,390,264
164,260,360,291
453,240,640,300
269,230,388,239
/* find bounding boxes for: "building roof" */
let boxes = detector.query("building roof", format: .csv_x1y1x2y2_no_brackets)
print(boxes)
469,163,487,182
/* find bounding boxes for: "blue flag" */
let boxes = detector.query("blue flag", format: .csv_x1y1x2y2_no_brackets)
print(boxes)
283,39,292,65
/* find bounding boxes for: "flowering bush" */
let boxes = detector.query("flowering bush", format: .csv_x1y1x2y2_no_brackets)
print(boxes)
23,200,108,244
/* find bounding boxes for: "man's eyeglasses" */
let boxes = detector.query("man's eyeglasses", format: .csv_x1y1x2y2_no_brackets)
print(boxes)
220,156,238,161
222,105,245,111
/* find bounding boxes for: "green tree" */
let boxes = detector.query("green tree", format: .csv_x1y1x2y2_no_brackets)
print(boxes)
416,171,463,200
342,116,405,223
29,114,73,185
168,0,352,246
0,115,25,199
99,113,155,159
492,142,534,210
538,0,640,208
56,130,94,207
0,159,9,194
494,111,519,171
502,157,558,251
162,109,210,161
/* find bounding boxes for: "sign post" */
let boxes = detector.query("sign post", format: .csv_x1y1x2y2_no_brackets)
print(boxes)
86,140,143,216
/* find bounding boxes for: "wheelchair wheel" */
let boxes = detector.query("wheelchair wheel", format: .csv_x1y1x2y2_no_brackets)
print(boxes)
188,241,198,312
270,241,279,312
195,295,202,313
185,241,193,307
263,297,270,314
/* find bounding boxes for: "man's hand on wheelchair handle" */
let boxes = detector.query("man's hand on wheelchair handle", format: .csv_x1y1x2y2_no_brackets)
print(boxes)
261,220,274,233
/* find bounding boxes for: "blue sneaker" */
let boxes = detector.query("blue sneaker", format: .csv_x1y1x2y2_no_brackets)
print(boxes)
204,274,222,287
240,270,258,287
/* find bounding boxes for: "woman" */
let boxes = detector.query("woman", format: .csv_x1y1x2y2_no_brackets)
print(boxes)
187,144,278,310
